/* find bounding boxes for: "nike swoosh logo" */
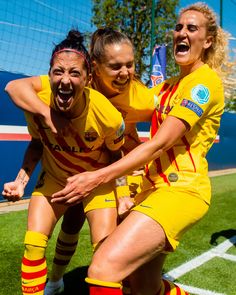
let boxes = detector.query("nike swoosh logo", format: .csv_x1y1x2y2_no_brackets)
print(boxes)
22,280,34,285
140,204,152,208
105,199,115,202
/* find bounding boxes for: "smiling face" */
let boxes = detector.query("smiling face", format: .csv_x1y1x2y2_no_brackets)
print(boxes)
173,10,212,75
93,42,135,98
49,51,88,113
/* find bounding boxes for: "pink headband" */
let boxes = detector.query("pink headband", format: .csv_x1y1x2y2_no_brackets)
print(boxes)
52,48,90,72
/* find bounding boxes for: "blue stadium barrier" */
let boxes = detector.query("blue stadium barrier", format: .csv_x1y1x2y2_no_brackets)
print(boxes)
0,71,235,202
0,71,40,202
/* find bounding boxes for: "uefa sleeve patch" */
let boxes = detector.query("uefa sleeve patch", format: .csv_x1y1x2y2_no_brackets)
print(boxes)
191,84,209,105
181,99,203,117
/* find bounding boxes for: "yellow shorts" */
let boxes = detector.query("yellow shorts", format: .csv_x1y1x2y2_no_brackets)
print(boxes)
32,170,117,213
127,174,143,197
133,186,209,251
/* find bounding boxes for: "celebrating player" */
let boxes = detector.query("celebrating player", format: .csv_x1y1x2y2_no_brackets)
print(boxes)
4,28,157,295
3,30,125,295
50,3,227,295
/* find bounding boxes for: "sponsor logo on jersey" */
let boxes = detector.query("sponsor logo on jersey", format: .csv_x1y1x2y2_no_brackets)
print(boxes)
191,84,209,104
45,141,91,153
181,99,203,117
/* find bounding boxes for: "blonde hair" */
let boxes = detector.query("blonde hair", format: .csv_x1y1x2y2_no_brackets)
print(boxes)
180,2,229,74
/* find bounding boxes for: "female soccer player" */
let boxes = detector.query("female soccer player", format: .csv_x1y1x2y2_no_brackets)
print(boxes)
4,28,156,295
51,3,227,295
3,30,125,295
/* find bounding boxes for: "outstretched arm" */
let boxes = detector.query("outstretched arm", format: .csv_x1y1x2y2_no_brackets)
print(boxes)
5,76,71,135
51,116,188,204
2,138,43,202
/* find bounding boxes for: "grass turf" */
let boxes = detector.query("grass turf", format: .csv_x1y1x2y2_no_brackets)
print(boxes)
0,173,235,295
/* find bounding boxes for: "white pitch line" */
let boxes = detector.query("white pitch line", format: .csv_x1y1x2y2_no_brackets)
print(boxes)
177,283,225,295
165,235,236,280
217,253,236,262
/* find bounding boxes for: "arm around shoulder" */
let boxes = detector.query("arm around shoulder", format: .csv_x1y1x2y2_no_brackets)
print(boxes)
5,76,47,115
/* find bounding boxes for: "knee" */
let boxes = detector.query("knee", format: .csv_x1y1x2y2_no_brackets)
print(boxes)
24,231,48,259
87,252,124,283
87,255,112,281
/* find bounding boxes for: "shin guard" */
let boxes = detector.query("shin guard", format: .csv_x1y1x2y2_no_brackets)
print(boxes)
21,231,48,295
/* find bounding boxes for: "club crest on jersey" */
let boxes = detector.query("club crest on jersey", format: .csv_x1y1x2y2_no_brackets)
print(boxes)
191,84,209,105
84,130,98,142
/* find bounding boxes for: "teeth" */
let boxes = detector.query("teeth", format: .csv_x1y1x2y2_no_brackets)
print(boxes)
115,80,128,85
178,42,188,46
58,90,72,95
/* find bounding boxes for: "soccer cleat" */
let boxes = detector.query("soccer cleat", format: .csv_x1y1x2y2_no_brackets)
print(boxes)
44,279,64,295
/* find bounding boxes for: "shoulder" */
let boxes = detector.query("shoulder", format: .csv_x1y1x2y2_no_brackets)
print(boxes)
182,65,224,103
185,65,222,88
37,75,52,104
85,87,122,117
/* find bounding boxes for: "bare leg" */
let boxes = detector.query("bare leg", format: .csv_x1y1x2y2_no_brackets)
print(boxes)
88,210,168,283
27,195,67,235
129,254,167,295
86,207,118,248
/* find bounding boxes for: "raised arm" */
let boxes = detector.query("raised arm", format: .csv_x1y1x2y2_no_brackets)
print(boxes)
5,76,48,115
5,76,70,134
2,138,43,202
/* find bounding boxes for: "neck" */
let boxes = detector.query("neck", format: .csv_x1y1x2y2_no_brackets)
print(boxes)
92,76,118,99
68,92,86,118
179,60,204,78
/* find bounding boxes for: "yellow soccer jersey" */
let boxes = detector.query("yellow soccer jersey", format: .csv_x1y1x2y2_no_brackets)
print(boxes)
109,79,156,123
144,64,224,203
92,79,156,153
25,75,125,185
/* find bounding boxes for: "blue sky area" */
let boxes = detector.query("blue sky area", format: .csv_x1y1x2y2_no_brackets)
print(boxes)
0,0,235,76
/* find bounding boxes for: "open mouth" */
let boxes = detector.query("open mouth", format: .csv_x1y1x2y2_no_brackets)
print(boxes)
57,89,73,108
176,42,190,54
57,89,73,104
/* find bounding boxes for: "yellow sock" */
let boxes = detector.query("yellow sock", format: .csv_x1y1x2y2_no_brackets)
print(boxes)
21,231,48,295
85,277,122,294
50,229,79,281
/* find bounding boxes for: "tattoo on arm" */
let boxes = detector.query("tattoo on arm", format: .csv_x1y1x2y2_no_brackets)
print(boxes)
15,167,30,187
